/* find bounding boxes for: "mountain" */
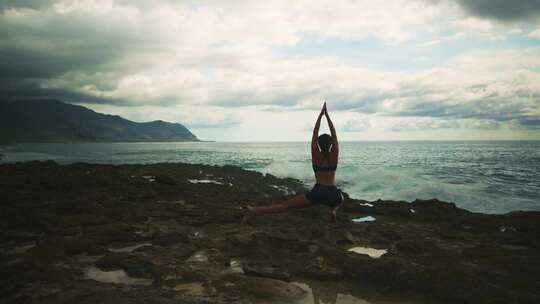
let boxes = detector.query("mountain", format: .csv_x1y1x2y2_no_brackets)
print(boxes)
0,99,200,143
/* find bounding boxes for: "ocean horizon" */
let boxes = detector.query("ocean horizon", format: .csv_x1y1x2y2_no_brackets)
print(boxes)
2,140,539,215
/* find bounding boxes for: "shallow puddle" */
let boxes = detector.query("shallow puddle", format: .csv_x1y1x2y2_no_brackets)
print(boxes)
291,279,426,304
84,267,153,286
293,282,372,304
108,243,152,253
186,250,208,263
174,282,205,296
156,200,185,205
359,203,374,207
188,178,224,185
347,247,387,258
352,216,376,223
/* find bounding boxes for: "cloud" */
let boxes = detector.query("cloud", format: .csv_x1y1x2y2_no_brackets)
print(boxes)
0,1,54,11
184,114,242,129
419,31,465,47
0,0,539,137
528,26,540,38
386,117,502,132
452,17,495,31
0,0,439,105
341,118,371,132
455,0,540,22
80,103,244,129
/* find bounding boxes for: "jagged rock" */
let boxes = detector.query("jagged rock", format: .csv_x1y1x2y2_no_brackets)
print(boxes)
96,253,158,278
155,175,176,185
1,161,539,304
242,266,291,281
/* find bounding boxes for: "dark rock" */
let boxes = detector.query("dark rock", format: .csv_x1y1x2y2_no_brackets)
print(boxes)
216,275,305,303
155,175,176,185
335,239,354,246
394,240,436,255
63,239,102,256
154,233,189,246
95,253,158,278
243,266,291,281
1,161,540,304
311,227,326,239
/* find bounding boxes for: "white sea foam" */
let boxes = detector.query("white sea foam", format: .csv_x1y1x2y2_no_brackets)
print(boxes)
269,184,294,195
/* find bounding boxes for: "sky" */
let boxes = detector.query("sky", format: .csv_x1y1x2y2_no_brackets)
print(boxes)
1,0,540,141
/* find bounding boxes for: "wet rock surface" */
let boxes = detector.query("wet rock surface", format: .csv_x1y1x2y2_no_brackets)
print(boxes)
1,161,539,303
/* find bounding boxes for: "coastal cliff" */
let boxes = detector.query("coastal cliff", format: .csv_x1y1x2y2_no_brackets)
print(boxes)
0,100,199,143
1,161,539,303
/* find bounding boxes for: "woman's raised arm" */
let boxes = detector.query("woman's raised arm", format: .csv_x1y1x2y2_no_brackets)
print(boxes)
324,105,339,155
311,103,326,158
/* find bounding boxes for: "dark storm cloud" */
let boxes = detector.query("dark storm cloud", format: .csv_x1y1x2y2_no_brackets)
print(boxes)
0,1,54,11
0,0,539,135
384,92,538,130
0,44,125,79
0,78,118,104
515,116,540,127
0,2,148,104
313,78,539,130
456,0,540,22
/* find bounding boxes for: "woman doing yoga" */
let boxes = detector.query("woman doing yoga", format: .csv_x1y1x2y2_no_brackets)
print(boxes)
247,102,344,222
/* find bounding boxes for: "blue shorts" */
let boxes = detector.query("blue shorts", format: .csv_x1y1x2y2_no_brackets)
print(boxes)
305,183,344,208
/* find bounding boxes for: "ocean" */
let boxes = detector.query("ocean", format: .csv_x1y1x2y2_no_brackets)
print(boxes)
1,141,538,214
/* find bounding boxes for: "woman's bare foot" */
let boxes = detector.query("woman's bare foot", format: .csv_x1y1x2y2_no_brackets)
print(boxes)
241,206,257,224
247,206,258,216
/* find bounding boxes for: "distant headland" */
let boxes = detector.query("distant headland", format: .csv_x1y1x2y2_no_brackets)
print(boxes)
0,99,200,143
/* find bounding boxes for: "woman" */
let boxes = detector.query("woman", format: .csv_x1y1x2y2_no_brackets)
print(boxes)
247,102,343,222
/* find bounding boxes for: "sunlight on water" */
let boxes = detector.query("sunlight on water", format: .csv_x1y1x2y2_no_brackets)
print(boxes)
1,141,539,214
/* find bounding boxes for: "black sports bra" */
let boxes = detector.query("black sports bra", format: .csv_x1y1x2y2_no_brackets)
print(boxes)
312,163,337,172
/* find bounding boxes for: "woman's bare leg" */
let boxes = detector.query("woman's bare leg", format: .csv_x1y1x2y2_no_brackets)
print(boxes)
329,205,340,223
248,194,312,215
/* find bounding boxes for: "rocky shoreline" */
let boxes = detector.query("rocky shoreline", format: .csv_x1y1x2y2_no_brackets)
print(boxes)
1,161,539,303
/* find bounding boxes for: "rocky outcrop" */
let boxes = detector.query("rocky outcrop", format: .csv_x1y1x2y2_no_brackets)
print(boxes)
1,161,539,303
0,99,199,143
